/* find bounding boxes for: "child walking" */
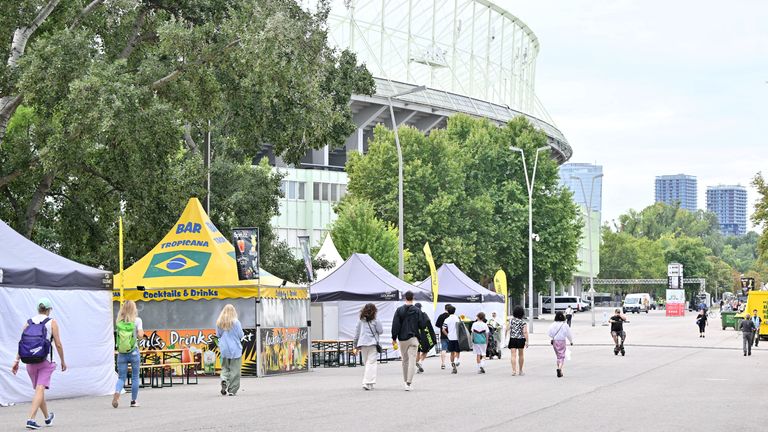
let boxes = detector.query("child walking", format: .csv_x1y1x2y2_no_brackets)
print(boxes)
216,304,245,396
471,312,489,374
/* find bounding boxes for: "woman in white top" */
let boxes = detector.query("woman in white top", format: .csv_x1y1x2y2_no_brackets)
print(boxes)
547,311,573,378
113,300,144,408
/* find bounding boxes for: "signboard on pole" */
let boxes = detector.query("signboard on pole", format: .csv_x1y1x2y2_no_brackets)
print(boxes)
667,263,683,290
666,289,685,317
740,277,755,296
298,236,314,282
233,228,259,280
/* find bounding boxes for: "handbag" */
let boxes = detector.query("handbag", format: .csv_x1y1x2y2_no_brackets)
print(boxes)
551,323,565,345
366,320,383,354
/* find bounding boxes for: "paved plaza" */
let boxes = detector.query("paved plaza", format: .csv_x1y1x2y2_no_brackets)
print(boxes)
1,308,763,431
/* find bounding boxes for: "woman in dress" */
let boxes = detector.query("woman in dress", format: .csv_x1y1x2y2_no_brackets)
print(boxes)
547,312,573,378
506,305,529,376
353,303,383,390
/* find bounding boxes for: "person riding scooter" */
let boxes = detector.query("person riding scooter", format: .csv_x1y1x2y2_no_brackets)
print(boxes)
609,308,629,356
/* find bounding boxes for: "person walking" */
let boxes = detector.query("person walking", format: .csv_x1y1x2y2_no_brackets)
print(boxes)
696,309,707,338
442,305,461,374
547,312,573,378
353,303,383,390
471,312,489,374
751,309,761,347
565,305,574,327
435,304,451,370
12,298,67,429
414,303,435,374
112,300,144,409
506,306,529,376
391,291,429,390
740,314,756,356
216,304,245,396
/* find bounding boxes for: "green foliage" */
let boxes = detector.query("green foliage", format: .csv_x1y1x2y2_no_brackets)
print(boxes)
346,115,581,294
753,173,768,263
329,196,405,277
0,0,373,279
602,201,763,296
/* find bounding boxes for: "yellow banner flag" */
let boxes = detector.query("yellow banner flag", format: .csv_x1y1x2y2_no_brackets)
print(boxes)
423,242,439,310
494,269,507,323
119,216,125,304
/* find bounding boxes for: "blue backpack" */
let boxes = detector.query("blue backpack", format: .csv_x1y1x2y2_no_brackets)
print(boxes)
18,318,52,364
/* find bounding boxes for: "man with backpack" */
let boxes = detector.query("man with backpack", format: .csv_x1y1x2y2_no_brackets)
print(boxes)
391,291,429,391
414,303,436,374
12,298,66,430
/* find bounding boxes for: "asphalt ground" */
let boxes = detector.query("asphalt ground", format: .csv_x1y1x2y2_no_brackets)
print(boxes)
1,308,763,431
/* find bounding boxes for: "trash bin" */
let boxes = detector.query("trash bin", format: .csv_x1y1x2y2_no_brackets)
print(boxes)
720,311,738,330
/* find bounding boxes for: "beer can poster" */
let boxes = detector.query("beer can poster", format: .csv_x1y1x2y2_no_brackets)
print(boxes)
233,228,259,280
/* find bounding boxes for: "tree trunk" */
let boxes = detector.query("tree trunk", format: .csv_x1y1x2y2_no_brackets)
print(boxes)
24,172,54,238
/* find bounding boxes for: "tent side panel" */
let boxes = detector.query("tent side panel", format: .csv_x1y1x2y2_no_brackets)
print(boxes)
0,287,115,403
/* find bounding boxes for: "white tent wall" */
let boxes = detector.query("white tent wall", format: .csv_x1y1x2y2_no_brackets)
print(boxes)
320,300,436,359
0,287,116,404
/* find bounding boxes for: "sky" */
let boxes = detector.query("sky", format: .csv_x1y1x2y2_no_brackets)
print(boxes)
499,0,768,230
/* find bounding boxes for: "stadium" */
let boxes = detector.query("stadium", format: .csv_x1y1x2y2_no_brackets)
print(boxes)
266,0,572,251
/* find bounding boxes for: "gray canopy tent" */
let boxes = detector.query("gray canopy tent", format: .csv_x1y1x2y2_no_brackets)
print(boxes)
310,253,433,353
418,263,505,321
0,220,115,404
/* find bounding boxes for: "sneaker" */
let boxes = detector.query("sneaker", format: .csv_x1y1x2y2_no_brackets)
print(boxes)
452,366,457,374
45,412,54,426
362,384,371,391
556,369,562,378
455,361,461,367
405,383,412,391
221,381,228,396
519,371,525,376
26,420,41,430
441,364,446,370
480,367,486,374
228,392,236,396
112,392,120,408
416,362,424,373
130,400,140,408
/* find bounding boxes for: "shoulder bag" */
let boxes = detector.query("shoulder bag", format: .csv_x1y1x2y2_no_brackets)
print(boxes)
366,320,383,354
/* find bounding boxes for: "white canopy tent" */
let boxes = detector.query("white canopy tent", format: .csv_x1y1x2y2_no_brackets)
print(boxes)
0,220,116,404
419,263,505,323
310,253,434,355
314,234,344,281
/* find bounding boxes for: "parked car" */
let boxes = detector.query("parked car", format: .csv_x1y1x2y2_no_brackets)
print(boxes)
542,296,582,313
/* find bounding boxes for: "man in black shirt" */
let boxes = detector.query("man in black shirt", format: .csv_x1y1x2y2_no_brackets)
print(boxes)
392,291,429,390
609,308,629,356
434,304,452,370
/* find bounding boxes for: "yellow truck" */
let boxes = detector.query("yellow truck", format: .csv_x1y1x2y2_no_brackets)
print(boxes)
735,291,768,340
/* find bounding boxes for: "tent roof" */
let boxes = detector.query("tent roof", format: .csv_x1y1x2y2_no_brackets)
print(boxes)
418,263,503,303
311,253,431,302
0,220,112,290
115,198,298,292
314,234,344,281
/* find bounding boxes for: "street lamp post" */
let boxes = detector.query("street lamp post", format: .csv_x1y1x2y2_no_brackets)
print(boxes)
387,85,427,279
510,145,550,333
571,174,603,327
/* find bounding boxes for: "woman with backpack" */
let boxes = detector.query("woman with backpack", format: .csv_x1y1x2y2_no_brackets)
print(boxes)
216,304,244,396
12,297,66,430
353,303,383,390
113,300,144,408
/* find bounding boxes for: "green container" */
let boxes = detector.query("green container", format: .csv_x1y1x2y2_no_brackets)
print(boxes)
720,311,738,330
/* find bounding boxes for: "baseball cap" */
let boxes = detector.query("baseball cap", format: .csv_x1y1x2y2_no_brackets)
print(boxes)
37,297,53,310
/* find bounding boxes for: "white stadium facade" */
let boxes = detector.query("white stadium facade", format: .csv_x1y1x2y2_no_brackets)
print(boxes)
261,0,572,254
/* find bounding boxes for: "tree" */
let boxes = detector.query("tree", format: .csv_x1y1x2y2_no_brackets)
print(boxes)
0,0,374,276
346,115,581,294
753,173,768,263
329,196,403,277
599,228,666,280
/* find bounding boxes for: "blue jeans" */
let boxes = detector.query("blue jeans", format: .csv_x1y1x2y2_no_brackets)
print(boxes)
116,349,141,401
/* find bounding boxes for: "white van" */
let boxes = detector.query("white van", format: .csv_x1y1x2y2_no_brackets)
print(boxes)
623,293,652,314
542,296,582,313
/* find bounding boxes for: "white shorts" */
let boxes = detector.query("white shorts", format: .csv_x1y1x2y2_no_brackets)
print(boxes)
473,344,487,356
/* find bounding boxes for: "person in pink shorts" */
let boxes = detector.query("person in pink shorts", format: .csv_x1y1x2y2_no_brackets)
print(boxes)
11,298,67,430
